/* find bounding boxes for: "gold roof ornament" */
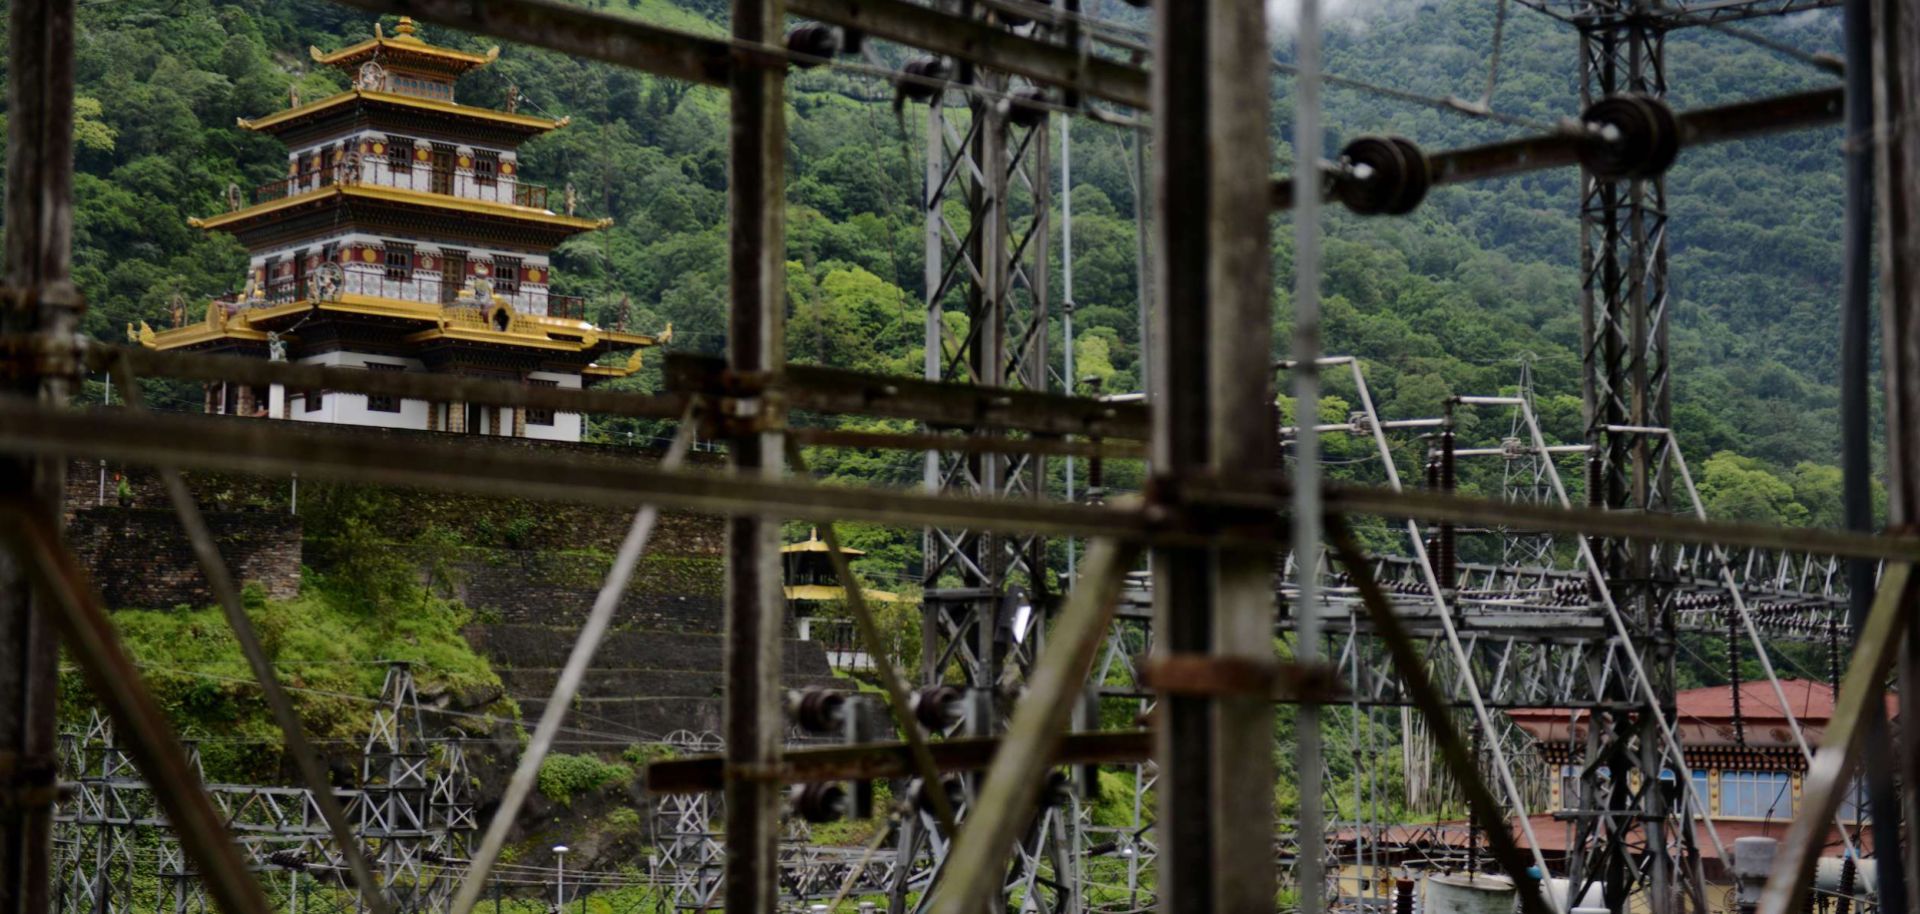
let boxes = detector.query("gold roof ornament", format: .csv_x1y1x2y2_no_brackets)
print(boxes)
309,19,500,73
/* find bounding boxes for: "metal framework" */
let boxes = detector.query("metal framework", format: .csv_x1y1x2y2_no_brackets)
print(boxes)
51,666,475,914
0,4,1912,914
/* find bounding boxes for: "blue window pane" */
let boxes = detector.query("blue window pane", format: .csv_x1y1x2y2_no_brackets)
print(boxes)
1837,778,1866,823
1719,771,1792,819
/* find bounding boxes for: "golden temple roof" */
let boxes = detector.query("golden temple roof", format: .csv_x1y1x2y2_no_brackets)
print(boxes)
238,89,566,134
131,291,661,363
782,529,867,555
310,18,499,74
189,183,612,234
783,584,901,604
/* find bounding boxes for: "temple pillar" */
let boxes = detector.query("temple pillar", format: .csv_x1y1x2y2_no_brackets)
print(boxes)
268,384,285,419
512,407,526,438
449,401,466,434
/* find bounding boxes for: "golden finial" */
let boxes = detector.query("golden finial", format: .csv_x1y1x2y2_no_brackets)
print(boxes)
394,17,417,38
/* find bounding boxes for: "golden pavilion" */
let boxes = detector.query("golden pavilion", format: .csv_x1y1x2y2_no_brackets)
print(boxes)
131,17,664,440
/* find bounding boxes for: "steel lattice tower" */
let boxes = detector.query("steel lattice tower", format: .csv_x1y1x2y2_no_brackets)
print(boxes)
1508,2,1843,910
907,4,1060,912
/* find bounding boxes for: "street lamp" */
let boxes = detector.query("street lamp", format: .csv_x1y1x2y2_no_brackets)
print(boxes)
552,844,570,913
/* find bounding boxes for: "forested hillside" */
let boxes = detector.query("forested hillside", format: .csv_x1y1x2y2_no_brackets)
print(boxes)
0,0,1860,547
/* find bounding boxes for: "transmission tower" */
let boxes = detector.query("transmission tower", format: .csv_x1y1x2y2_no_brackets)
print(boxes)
904,3,1064,913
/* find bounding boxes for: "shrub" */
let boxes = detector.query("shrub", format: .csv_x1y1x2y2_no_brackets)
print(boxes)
538,753,632,805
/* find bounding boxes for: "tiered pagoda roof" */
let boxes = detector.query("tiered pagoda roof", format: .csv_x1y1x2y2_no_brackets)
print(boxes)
134,16,659,381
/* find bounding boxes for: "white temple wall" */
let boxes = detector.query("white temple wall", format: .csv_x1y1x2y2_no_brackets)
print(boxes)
288,351,433,431
521,370,584,442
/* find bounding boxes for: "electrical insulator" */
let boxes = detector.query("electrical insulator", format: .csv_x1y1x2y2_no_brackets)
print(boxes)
908,775,966,815
789,781,848,823
897,57,952,103
1008,87,1051,129
910,684,965,731
1577,93,1679,180
1038,770,1072,808
788,687,847,734
784,24,842,68
1335,135,1429,216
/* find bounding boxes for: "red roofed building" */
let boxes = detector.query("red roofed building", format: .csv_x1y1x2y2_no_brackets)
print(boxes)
1332,679,1879,902
1503,680,1878,872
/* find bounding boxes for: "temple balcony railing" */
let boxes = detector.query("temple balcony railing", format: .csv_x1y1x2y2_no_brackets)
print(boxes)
251,158,555,212
236,269,573,319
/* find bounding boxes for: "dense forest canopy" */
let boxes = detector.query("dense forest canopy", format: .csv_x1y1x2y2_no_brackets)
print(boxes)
0,0,1864,557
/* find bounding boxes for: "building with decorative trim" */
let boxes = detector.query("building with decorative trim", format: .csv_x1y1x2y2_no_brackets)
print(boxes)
131,17,663,442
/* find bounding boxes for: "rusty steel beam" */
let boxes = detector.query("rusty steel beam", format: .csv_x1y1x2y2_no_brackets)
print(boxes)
788,427,1144,460
73,342,687,420
723,0,788,908
0,502,272,914
20,341,1151,443
1,2,78,912
0,401,1147,540
646,730,1152,794
786,0,1150,109
3,401,1919,562
667,353,1151,440
1871,0,1920,895
331,0,739,86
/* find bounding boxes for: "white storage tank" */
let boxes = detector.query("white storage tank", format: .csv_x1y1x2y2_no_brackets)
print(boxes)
1425,873,1517,914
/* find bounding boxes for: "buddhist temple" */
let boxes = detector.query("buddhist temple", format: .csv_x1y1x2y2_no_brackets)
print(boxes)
130,17,664,442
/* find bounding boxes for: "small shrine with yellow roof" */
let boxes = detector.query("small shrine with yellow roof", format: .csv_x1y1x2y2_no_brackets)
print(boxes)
130,17,665,441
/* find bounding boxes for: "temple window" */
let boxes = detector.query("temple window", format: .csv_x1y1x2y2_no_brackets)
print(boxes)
391,74,452,101
494,256,522,297
385,243,415,283
1718,770,1791,818
527,378,557,426
386,136,413,172
303,390,326,413
365,362,406,413
474,150,499,186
